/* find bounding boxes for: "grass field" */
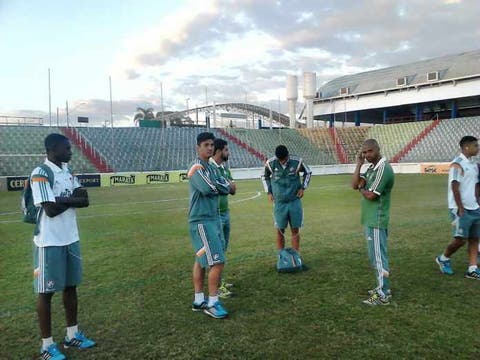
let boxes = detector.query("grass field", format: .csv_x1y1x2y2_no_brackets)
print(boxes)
1,174,480,359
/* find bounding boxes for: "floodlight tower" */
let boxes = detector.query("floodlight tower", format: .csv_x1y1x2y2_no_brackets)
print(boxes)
286,75,298,129
303,72,316,128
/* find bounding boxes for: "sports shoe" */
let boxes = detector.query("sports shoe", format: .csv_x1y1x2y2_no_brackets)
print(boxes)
63,331,96,349
218,284,233,299
40,343,66,360
436,256,454,275
221,279,234,289
362,292,391,306
367,287,392,297
204,301,228,319
192,301,208,312
464,268,480,280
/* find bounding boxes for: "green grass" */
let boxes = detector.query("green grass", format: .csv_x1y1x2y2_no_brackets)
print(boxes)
1,174,479,359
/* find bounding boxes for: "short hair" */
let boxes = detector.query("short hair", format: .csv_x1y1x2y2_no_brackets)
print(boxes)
275,145,289,159
363,138,380,150
196,132,215,145
459,136,477,148
44,133,69,152
213,138,228,153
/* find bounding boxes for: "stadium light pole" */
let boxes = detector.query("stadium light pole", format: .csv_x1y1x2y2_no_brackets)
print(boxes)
109,75,115,172
66,101,87,127
48,68,52,127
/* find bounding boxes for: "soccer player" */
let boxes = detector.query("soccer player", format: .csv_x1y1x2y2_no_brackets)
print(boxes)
31,133,95,360
352,139,395,306
435,136,480,279
188,132,232,319
263,145,311,253
210,138,236,298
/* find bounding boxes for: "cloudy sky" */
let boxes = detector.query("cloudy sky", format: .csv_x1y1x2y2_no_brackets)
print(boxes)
0,0,478,126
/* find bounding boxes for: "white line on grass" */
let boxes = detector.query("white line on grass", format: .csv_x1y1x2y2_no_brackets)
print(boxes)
0,191,262,223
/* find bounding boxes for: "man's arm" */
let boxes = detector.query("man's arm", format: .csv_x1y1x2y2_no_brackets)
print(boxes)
297,162,312,198
188,163,230,196
452,181,464,216
264,161,274,202
55,188,89,208
41,202,69,217
450,163,464,216
476,183,480,206
352,151,366,190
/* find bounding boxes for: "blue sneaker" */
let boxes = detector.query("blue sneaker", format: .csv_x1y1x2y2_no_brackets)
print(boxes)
63,331,96,349
436,256,454,275
40,343,66,360
203,301,228,319
192,301,208,312
465,268,480,280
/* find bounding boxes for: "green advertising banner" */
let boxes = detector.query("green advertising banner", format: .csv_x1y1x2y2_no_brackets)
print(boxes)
100,171,189,187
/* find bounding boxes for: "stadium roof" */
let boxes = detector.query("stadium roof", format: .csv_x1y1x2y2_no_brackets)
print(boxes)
317,49,480,99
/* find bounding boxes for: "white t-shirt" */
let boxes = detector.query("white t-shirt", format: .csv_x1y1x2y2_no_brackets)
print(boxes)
447,153,480,210
31,159,81,247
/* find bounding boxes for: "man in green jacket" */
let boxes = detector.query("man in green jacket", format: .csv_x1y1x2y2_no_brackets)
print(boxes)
188,132,234,319
210,138,236,298
264,145,312,252
352,139,395,306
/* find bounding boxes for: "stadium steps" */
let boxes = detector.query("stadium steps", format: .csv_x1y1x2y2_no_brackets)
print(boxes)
400,116,480,162
0,126,97,176
223,128,335,165
391,119,441,163
328,127,348,164
297,128,338,163
216,128,268,163
335,127,370,163
62,127,113,172
367,121,433,161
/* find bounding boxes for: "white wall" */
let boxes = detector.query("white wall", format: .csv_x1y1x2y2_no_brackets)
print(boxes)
314,78,480,115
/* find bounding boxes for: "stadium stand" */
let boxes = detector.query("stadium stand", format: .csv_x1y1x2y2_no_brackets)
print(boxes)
296,128,338,163
226,128,337,165
0,126,96,176
76,127,261,172
366,121,433,161
335,127,370,163
2,117,480,176
400,116,480,162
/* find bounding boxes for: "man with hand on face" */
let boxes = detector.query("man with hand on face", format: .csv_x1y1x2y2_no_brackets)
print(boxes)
352,139,395,306
31,133,95,360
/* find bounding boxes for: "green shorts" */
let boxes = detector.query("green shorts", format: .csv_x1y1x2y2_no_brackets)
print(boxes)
449,208,480,239
189,220,225,268
33,242,82,294
274,199,303,229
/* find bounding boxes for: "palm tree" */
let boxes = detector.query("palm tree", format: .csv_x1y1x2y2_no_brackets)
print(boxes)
134,107,156,125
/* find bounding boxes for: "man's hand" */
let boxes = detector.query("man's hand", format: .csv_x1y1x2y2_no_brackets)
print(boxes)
228,181,236,195
296,188,304,198
356,150,365,165
73,187,88,199
268,193,274,203
457,206,465,217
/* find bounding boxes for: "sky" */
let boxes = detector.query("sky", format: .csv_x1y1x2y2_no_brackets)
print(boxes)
0,0,478,126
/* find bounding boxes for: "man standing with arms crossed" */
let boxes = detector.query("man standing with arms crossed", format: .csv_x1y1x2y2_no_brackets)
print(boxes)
352,139,395,306
264,145,311,253
188,132,234,319
436,136,480,279
210,138,236,298
31,133,95,360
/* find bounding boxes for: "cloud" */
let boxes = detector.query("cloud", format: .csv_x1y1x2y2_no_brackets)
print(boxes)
6,0,472,124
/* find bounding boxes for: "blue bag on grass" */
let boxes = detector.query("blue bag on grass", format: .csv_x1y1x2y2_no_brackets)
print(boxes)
277,248,303,273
